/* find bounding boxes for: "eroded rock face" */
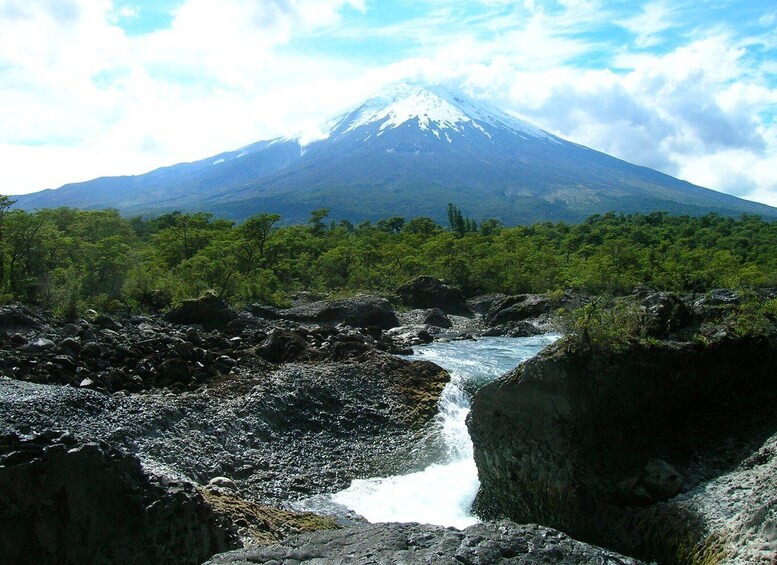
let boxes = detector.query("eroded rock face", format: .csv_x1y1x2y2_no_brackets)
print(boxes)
467,335,777,563
0,431,237,564
396,276,471,315
204,521,644,565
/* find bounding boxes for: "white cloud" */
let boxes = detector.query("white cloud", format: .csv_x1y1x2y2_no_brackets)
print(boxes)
615,1,676,48
488,35,777,206
0,0,368,193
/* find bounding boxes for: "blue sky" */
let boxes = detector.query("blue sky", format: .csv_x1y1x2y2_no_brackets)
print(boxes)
1,0,776,206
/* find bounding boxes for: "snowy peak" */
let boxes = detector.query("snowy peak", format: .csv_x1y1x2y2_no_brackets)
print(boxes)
342,85,476,135
326,83,558,144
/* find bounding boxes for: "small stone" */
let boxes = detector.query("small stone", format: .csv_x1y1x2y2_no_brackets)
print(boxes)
216,355,236,368
60,337,81,354
208,476,237,490
26,338,56,352
80,342,102,358
79,378,95,388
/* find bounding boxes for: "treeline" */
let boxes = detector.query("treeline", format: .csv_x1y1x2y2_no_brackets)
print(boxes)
1,195,775,316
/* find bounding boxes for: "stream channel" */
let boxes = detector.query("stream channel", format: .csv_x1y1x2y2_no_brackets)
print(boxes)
325,334,560,528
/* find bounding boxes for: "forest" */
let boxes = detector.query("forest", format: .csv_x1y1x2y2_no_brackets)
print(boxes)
1,194,776,317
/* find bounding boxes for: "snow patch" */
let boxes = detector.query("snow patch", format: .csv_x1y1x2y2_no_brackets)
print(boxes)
325,83,560,145
211,158,225,165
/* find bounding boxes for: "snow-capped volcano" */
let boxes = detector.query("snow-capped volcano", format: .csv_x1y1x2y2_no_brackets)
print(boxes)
15,83,777,223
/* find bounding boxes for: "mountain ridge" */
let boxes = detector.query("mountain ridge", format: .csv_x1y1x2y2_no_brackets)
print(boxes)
15,83,777,224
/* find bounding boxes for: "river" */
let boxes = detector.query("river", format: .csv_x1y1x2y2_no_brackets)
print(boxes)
329,334,560,528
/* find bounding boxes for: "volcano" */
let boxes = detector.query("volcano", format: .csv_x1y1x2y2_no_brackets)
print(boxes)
15,83,777,223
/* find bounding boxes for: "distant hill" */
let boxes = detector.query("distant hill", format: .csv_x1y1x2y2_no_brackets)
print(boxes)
15,83,777,224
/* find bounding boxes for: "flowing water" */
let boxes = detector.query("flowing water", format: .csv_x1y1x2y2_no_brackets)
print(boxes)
330,334,561,528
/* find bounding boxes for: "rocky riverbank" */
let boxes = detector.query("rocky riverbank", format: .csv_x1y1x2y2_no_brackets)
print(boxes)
5,282,771,563
0,291,462,561
205,520,645,564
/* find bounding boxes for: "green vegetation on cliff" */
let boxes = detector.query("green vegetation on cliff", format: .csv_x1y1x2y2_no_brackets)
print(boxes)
1,197,776,315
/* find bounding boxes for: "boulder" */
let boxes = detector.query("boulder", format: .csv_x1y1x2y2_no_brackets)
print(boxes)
204,520,644,564
278,295,399,329
421,308,452,328
396,276,470,315
0,432,237,564
165,291,237,331
93,314,122,331
254,329,317,364
467,293,508,315
467,335,777,563
482,320,542,338
641,292,692,338
25,338,56,352
483,294,550,327
0,304,42,334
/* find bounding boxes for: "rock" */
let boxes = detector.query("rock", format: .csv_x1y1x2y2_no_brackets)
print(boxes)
165,291,237,331
468,335,777,563
93,314,122,331
60,337,81,354
642,292,692,338
25,338,56,352
199,489,339,548
0,304,42,333
204,521,644,564
483,294,550,327
246,304,282,320
467,293,508,315
0,432,238,564
396,276,471,315
482,320,542,337
421,308,452,328
209,476,238,491
80,341,102,358
156,358,192,386
278,295,399,330
0,347,450,506
255,329,316,364
641,459,684,500
385,326,435,347
694,288,741,308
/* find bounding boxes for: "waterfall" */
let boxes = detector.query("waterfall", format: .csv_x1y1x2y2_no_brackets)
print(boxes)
330,335,560,527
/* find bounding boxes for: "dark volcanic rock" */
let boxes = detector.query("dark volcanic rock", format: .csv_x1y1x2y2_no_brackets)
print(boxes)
165,291,237,330
255,329,318,364
0,304,42,333
467,293,508,315
483,294,550,327
641,292,692,338
482,320,542,338
278,294,399,329
0,347,450,505
421,308,452,328
467,335,777,563
396,276,470,315
204,521,644,564
0,431,237,564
